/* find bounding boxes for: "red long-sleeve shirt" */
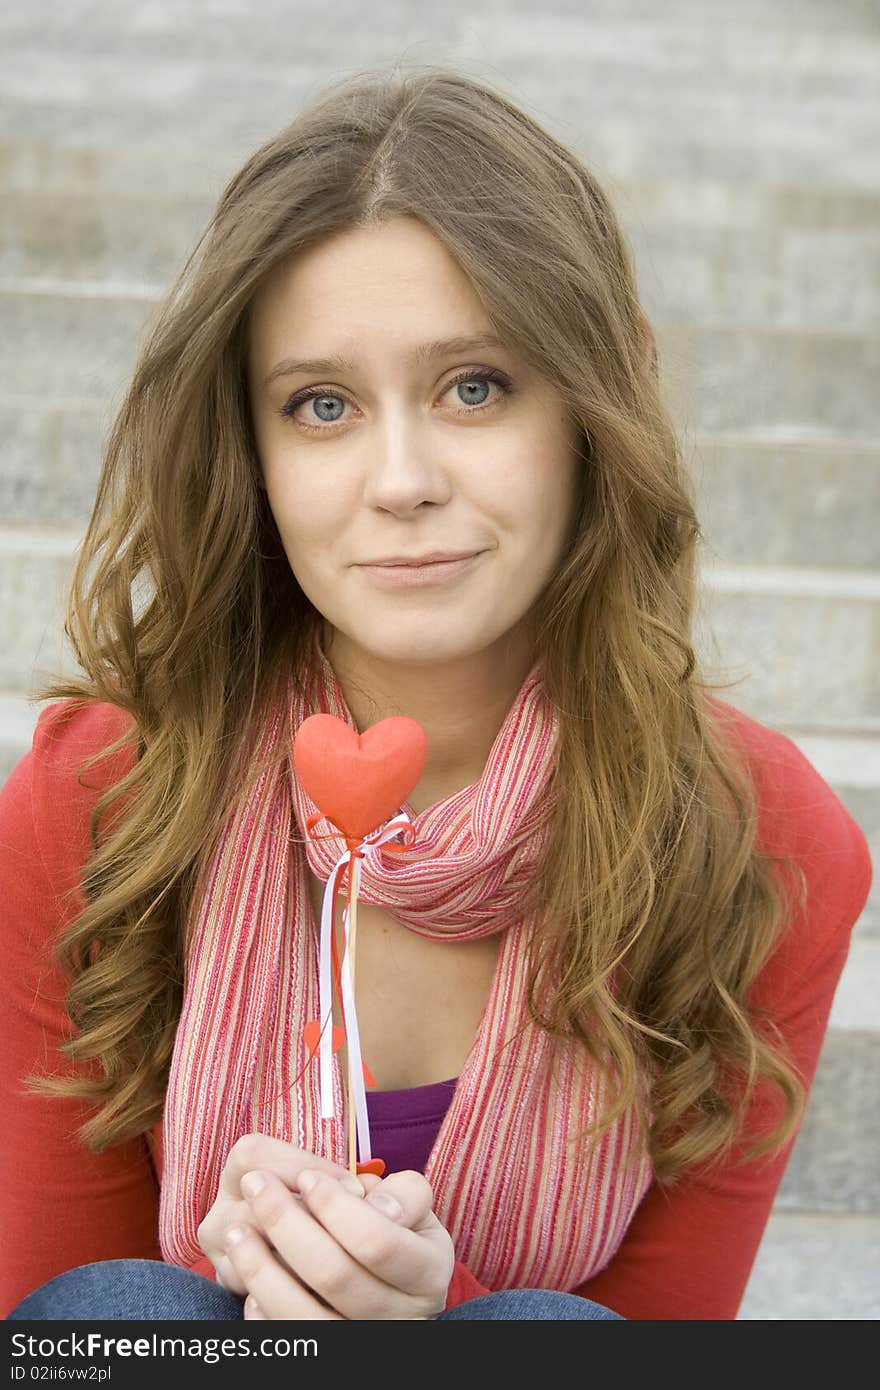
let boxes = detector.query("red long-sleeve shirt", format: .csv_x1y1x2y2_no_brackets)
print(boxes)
0,697,873,1319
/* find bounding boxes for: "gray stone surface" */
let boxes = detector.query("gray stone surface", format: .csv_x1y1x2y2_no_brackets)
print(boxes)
631,222,880,332
659,322,880,439
0,190,210,290
0,403,105,530
0,5,877,192
621,178,880,233
827,938,880,1032
0,541,81,692
690,437,880,572
739,1212,880,1319
0,291,155,400
830,788,879,939
0,137,229,200
694,578,879,730
777,1029,880,1213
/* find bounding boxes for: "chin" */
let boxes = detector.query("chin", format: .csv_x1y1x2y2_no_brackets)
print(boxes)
341,623,462,660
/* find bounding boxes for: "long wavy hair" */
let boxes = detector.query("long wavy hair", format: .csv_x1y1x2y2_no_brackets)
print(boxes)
27,62,809,1184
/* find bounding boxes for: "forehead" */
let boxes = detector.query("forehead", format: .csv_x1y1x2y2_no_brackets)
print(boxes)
247,218,494,360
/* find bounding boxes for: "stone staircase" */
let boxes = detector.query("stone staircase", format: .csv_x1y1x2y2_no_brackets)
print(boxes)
1,0,876,1319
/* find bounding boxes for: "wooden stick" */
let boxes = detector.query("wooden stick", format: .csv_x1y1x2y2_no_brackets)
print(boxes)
346,876,359,1176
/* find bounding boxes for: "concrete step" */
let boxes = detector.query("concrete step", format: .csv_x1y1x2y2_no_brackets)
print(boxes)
657,321,880,440
0,191,207,299
694,562,880,733
780,1021,879,1214
829,937,879,1027
2,15,877,93
611,177,880,233
0,136,234,200
633,223,880,334
738,1211,880,1319
690,436,880,573
1,25,877,153
0,36,877,192
3,0,877,58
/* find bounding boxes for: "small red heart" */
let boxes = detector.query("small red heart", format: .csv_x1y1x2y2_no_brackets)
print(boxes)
356,1158,386,1177
302,1021,377,1088
293,713,426,840
302,1020,345,1056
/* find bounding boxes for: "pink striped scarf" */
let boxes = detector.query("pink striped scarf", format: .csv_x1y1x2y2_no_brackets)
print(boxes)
158,631,653,1289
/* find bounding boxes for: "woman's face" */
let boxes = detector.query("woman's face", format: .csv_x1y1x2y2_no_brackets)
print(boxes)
246,215,581,669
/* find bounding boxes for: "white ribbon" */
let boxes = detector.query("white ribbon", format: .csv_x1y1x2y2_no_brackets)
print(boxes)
317,812,414,1164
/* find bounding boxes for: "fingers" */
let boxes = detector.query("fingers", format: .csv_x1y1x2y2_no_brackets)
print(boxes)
200,1135,367,1290
212,1248,250,1298
223,1221,344,1321
210,1198,305,1298
236,1168,448,1317
243,1294,266,1321
219,1134,363,1201
360,1169,437,1234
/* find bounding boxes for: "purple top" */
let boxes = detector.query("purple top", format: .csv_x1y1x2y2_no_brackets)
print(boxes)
364,1076,458,1174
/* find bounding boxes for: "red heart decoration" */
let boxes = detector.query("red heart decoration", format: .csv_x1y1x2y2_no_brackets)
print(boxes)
356,1158,387,1177
302,1021,378,1088
294,713,427,840
302,1020,345,1057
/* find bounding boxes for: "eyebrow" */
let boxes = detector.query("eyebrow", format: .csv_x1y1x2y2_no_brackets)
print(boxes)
262,333,508,388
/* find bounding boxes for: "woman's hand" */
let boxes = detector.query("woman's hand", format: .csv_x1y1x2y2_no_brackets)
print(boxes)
197,1133,455,1319
227,1166,454,1320
197,1133,361,1297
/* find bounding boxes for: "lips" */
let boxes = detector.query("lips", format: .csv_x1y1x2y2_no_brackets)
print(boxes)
365,552,478,566
357,552,484,587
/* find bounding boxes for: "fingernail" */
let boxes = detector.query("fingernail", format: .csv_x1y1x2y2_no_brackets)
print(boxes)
224,1224,246,1249
368,1190,403,1220
298,1169,320,1194
340,1174,365,1196
241,1170,266,1199
244,1294,260,1318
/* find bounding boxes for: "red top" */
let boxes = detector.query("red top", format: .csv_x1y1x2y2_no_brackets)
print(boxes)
0,697,872,1320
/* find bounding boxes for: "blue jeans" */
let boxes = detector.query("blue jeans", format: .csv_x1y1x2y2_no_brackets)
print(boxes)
6,1259,624,1320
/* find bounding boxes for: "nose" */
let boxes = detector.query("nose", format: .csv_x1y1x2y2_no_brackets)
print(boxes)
361,405,453,513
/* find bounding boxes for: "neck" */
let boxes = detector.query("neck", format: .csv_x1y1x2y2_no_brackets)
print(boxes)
318,620,539,813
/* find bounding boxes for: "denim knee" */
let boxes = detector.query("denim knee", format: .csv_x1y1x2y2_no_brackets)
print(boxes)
6,1258,245,1321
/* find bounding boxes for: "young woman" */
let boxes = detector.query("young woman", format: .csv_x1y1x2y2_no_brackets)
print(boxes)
1,64,872,1322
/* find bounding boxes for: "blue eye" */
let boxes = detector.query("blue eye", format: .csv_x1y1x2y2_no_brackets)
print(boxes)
297,394,341,419
278,368,513,430
454,377,493,407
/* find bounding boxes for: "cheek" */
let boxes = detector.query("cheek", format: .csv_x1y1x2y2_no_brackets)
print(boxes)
267,467,351,549
497,450,578,550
